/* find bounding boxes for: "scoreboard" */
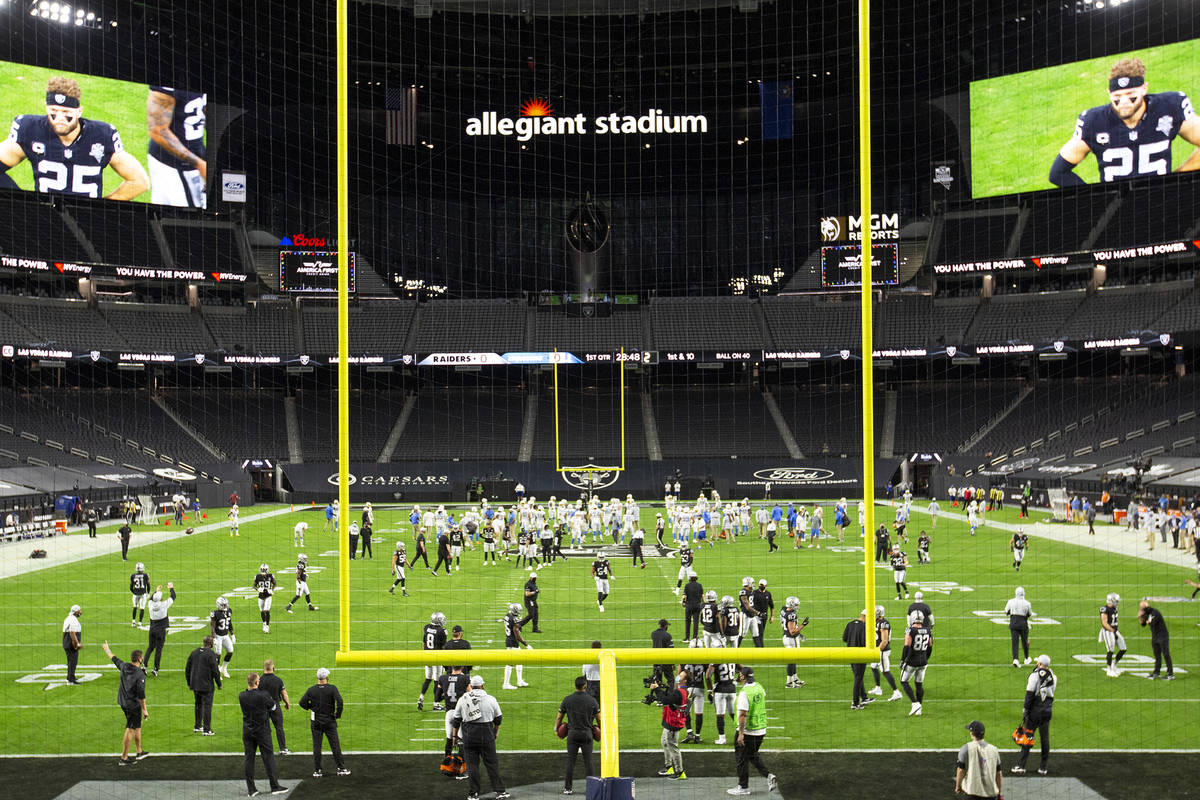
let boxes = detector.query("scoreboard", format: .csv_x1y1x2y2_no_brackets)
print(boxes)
279,250,356,293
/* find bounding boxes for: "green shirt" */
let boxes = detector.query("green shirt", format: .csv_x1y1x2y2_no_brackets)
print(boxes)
737,681,767,734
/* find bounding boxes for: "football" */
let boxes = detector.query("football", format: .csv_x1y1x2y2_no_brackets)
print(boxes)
556,723,567,739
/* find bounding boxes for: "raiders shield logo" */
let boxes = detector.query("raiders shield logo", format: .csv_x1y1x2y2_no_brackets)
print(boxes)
89,350,100,362
402,354,413,365
54,93,67,104
946,345,957,358
299,354,310,366
1159,333,1170,346
560,465,621,491
194,353,205,365
1053,341,1064,353
839,349,850,360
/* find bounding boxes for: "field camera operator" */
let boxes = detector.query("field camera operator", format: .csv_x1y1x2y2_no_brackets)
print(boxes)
647,668,690,781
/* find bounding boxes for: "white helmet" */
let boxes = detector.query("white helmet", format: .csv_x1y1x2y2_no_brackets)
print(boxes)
135,562,145,573
742,576,754,588
508,603,522,615
298,553,307,563
1107,592,1120,607
396,540,406,550
431,612,446,627
705,590,718,603
259,563,269,574
598,553,607,562
216,595,229,610
875,604,885,618
721,595,736,608
910,610,926,625
785,596,800,610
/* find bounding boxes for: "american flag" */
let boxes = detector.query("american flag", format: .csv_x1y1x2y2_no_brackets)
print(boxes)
385,86,418,146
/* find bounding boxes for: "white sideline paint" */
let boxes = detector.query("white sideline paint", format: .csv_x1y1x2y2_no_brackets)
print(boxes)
0,506,296,581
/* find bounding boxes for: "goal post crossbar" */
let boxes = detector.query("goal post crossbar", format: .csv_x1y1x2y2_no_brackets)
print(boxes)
335,645,880,778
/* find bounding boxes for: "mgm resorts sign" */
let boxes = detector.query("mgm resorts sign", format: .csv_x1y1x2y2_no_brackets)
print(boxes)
819,213,901,242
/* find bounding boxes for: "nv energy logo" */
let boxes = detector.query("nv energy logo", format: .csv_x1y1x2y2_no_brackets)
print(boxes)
466,97,709,142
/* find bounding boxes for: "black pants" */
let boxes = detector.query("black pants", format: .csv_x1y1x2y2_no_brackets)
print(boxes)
360,533,372,558
433,552,452,574
541,541,553,562
875,541,888,562
120,536,130,560
1016,710,1051,770
522,602,540,631
850,663,867,705
652,663,675,686
631,542,644,565
243,732,282,793
87,521,97,538
146,628,167,672
1010,627,1030,661
564,729,594,790
312,719,344,771
462,729,505,795
684,607,701,640
735,733,771,788
348,533,359,558
410,549,430,568
1151,636,1174,676
269,706,287,750
63,643,79,683
193,690,214,731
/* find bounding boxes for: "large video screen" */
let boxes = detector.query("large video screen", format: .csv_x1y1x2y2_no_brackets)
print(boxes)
0,61,206,207
280,251,356,293
970,40,1200,198
821,244,898,287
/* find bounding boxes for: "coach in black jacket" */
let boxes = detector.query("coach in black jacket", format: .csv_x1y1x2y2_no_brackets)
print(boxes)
185,635,222,734
240,673,287,796
299,667,349,777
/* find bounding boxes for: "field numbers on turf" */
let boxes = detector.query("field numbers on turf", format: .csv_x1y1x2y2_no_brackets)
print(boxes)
973,610,1061,626
828,546,863,553
17,662,114,691
909,581,973,595
278,565,326,575
1073,653,1187,677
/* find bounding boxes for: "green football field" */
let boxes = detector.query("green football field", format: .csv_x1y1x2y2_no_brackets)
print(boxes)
970,39,1200,197
0,61,155,202
2,499,1196,756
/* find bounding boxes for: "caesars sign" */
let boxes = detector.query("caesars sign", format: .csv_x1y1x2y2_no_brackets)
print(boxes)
327,472,449,488
819,213,901,242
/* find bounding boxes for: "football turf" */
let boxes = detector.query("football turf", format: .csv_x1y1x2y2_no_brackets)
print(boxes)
969,38,1200,197
1,500,1196,757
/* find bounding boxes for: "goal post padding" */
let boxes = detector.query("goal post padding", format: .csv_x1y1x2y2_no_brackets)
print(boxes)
335,645,880,778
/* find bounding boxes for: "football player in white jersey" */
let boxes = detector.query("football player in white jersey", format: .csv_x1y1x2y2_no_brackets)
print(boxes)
228,503,240,537
293,520,308,547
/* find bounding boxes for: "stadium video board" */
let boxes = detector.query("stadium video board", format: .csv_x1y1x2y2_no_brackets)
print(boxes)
0,60,206,208
280,250,356,293
821,243,898,287
970,39,1200,197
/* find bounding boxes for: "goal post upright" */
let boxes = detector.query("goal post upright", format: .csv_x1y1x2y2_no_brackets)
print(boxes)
336,0,351,655
858,0,877,620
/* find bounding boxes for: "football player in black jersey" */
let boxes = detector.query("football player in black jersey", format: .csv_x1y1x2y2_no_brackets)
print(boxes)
285,554,318,614
781,596,809,688
700,590,725,648
738,577,759,647
681,646,707,744
502,602,532,690
720,595,741,648
254,563,276,634
900,610,932,716
705,658,739,745
1010,529,1029,572
1051,57,1200,187
417,611,448,710
591,553,613,612
130,562,150,627
146,86,206,207
389,541,409,596
867,605,902,701
437,664,471,764
1100,593,1127,677
916,530,931,564
0,77,149,200
449,526,465,571
889,545,910,600
210,595,235,678
674,546,695,596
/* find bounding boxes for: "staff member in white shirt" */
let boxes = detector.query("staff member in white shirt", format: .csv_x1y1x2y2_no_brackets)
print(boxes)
62,604,83,684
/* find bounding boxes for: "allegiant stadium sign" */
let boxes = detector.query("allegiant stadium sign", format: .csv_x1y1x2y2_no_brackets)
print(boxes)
466,106,709,142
